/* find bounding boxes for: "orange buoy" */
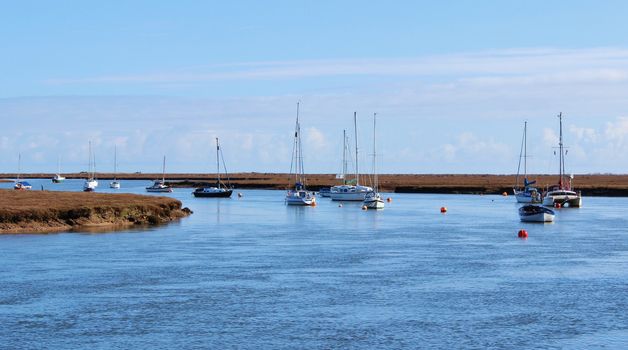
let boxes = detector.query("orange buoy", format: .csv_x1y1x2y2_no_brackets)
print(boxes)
362,205,368,210
440,206,447,213
502,192,508,196
311,201,317,207
518,229,528,238
386,197,392,203
554,202,561,209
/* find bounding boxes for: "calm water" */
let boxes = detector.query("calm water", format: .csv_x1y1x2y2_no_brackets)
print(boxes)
1,179,627,349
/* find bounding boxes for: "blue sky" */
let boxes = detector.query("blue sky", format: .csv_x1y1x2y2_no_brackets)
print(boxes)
2,1,628,174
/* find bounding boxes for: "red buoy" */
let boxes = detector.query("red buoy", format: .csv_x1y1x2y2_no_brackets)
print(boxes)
440,207,447,213
554,202,561,209
518,229,528,238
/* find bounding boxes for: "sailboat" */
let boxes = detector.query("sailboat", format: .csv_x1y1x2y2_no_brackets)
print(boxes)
83,141,98,192
363,113,385,209
146,156,173,193
513,121,541,203
109,146,121,189
14,154,32,190
193,137,233,198
52,156,66,183
285,102,316,206
542,113,582,207
330,112,373,201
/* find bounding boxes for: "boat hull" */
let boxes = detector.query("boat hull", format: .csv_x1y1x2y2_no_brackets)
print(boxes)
110,181,121,189
193,189,233,198
285,190,316,206
542,192,582,208
519,205,555,222
146,188,173,193
514,189,541,203
520,212,555,222
329,185,373,201
364,198,385,209
83,180,98,192
286,197,316,206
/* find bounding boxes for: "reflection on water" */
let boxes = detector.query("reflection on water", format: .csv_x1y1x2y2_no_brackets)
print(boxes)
0,180,627,348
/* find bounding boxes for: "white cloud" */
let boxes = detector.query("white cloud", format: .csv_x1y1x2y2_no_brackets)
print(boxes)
305,127,327,152
569,125,598,143
46,47,628,85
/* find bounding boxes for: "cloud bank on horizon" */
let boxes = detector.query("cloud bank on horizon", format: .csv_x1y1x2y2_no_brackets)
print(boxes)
2,2,628,174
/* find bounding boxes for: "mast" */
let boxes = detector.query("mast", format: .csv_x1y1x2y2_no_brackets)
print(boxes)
297,102,304,184
342,129,347,184
216,138,221,189
523,121,527,179
113,146,117,180
295,102,300,185
558,112,564,189
17,153,21,181
88,141,92,180
162,155,166,183
354,112,359,186
373,113,378,193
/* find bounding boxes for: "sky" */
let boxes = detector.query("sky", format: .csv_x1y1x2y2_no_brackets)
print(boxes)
2,1,628,174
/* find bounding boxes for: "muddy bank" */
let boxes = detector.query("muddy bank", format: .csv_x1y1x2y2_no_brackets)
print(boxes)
0,190,192,234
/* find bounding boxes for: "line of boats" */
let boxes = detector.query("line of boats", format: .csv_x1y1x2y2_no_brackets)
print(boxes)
514,113,582,223
9,109,584,219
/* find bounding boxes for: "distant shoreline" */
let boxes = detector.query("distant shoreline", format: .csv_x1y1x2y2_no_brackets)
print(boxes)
2,173,628,197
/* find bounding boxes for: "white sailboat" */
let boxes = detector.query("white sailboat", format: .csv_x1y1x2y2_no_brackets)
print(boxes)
52,156,66,183
14,153,32,190
110,146,121,189
285,102,316,206
330,112,373,201
146,156,173,193
83,141,98,192
513,121,541,203
363,113,385,209
193,137,233,198
542,113,582,207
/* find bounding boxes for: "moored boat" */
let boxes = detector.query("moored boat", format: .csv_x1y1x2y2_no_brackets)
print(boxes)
330,112,373,201
542,113,582,208
52,174,66,183
14,154,32,190
83,141,98,192
110,146,121,189
193,137,233,198
318,187,331,197
513,121,541,203
52,156,65,183
285,102,316,206
14,181,32,190
363,113,384,210
519,204,555,222
146,156,172,193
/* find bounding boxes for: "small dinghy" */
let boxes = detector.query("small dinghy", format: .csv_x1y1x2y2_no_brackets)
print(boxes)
519,205,555,222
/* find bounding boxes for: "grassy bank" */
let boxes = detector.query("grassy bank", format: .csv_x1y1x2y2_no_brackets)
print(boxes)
0,190,192,234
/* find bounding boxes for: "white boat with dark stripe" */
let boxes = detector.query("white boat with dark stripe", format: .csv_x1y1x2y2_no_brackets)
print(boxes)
519,205,555,222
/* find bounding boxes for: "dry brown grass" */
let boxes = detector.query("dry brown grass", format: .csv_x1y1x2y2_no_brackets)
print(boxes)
3,173,628,195
0,190,191,233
